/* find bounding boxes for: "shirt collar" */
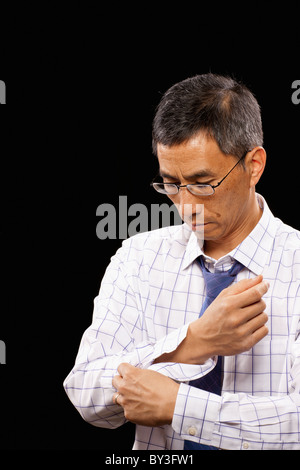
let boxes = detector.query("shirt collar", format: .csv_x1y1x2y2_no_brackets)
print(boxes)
182,194,278,275
231,194,277,275
181,225,203,270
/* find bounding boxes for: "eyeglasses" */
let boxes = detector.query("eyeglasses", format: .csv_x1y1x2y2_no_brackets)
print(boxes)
151,151,249,197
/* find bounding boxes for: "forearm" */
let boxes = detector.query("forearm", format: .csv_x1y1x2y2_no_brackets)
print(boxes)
64,322,208,427
153,320,214,365
155,277,270,367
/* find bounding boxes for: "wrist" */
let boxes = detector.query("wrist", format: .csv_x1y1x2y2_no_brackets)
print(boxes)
153,320,216,366
164,380,180,424
186,320,216,364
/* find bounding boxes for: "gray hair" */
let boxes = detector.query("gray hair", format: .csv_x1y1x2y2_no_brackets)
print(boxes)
152,73,263,161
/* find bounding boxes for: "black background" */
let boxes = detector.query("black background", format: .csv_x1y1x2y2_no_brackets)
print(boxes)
0,4,299,450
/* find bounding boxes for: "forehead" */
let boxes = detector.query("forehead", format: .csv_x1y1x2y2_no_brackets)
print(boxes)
157,134,228,178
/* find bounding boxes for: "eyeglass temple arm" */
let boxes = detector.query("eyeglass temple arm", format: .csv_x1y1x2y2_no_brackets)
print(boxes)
212,151,249,188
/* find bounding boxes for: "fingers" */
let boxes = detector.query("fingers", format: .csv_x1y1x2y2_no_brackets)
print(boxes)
244,309,268,333
117,362,136,377
112,373,122,390
238,280,269,308
231,280,269,329
112,363,137,407
214,275,269,342
112,375,122,406
241,299,267,322
113,392,123,406
226,274,264,295
112,363,135,388
222,275,270,310
251,324,269,344
227,275,269,298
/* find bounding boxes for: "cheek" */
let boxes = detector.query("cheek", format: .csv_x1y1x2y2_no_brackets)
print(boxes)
203,195,227,219
204,188,240,220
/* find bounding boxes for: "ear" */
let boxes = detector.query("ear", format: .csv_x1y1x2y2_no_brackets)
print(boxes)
247,147,266,188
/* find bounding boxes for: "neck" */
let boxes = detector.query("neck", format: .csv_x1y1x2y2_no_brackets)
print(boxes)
203,194,263,260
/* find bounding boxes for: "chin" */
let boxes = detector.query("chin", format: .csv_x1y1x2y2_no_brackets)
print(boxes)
203,225,223,242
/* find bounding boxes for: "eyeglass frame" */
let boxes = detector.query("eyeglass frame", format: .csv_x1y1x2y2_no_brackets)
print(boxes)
151,149,251,197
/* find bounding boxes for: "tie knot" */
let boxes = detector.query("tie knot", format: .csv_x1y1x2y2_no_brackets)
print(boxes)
199,257,244,300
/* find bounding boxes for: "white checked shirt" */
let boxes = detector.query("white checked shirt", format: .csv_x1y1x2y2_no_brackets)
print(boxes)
64,194,300,450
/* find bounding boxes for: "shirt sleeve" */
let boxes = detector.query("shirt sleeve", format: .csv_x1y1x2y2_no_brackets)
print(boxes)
172,332,300,450
63,241,215,429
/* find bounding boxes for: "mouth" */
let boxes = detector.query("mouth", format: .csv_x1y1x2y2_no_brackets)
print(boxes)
191,222,210,231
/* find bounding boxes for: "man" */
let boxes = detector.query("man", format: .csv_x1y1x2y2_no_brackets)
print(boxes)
64,74,300,450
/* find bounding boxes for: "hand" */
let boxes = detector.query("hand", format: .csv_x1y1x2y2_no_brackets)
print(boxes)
154,275,269,365
112,363,180,426
187,275,269,362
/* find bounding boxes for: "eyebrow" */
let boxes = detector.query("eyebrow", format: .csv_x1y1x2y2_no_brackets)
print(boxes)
159,169,216,180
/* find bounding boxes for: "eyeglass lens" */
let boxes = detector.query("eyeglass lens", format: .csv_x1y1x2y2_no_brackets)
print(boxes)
152,183,214,196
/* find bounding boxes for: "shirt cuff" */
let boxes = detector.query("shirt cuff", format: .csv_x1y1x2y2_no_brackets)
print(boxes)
148,358,217,382
172,383,221,445
144,323,217,381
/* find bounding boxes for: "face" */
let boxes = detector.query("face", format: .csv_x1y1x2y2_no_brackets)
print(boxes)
157,132,265,248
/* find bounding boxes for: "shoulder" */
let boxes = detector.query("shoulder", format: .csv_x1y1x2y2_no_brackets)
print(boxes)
273,218,300,279
113,224,192,268
275,218,300,250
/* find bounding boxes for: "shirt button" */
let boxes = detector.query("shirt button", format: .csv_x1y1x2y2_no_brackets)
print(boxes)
188,426,197,436
242,442,249,450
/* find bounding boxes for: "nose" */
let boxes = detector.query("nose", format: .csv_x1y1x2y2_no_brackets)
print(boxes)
175,188,204,224
177,186,196,204
178,186,205,207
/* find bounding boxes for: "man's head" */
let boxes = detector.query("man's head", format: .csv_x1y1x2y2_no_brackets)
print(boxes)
152,73,263,160
152,74,266,257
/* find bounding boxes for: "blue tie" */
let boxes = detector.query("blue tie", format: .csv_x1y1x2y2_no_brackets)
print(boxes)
184,256,244,450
